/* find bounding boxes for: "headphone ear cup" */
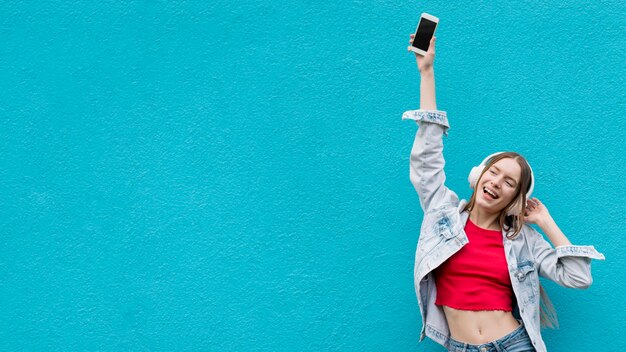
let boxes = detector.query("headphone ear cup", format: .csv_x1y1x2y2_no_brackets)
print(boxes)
507,197,523,216
468,166,483,189
506,200,516,216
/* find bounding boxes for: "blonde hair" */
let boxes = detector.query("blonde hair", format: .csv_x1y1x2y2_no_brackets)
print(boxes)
539,285,560,329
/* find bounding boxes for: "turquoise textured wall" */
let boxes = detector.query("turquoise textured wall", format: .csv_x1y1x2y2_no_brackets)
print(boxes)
1,1,624,351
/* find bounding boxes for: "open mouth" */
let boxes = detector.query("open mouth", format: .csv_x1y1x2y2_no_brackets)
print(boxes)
483,186,499,200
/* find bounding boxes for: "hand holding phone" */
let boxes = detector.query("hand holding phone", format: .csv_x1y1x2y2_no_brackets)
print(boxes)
408,13,439,72
409,35,436,72
409,13,439,56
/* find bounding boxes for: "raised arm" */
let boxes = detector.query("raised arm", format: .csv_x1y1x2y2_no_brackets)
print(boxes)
523,200,606,288
404,35,459,213
413,35,438,111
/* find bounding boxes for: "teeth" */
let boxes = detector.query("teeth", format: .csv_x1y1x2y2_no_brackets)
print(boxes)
484,187,498,198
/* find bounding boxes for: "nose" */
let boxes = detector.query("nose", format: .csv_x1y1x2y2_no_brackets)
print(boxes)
492,174,506,187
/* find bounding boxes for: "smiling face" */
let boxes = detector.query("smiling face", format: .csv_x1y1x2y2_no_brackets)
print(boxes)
475,157,522,213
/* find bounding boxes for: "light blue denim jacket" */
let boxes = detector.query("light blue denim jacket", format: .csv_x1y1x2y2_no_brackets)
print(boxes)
402,109,606,352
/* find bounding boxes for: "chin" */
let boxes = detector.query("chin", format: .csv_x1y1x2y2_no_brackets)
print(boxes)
476,197,504,213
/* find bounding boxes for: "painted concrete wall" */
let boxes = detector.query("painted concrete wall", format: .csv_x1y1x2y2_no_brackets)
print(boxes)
1,1,623,351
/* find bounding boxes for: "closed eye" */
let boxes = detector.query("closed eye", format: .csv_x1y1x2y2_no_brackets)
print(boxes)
491,166,518,186
490,170,514,187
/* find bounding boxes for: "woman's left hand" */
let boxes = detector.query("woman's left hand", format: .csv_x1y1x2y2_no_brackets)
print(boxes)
523,197,552,225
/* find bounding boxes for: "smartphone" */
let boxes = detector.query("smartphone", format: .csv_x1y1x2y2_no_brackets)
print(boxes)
410,13,439,56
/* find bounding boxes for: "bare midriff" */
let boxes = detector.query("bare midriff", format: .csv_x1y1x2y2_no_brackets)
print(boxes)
443,306,522,344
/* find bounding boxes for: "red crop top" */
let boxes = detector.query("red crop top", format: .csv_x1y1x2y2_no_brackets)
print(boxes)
432,218,514,311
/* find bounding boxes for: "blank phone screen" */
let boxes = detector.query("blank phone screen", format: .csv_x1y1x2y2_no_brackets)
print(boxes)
412,18,437,51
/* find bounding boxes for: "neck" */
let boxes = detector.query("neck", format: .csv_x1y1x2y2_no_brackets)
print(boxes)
469,206,500,230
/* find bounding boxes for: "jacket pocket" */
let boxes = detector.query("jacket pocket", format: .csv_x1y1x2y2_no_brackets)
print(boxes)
515,261,538,304
419,214,456,248
437,216,457,240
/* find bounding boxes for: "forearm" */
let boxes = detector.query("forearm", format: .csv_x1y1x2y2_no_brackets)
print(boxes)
420,69,437,110
537,216,572,248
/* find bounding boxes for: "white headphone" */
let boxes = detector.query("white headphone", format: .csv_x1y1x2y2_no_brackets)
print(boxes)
468,151,535,216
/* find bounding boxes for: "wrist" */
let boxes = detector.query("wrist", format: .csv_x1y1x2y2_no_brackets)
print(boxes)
536,215,554,229
420,68,434,77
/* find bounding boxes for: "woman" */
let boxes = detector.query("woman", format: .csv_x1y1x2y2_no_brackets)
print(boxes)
404,34,605,352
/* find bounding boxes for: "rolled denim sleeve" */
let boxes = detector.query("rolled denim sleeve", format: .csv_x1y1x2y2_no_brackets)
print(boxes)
403,109,459,213
526,225,606,289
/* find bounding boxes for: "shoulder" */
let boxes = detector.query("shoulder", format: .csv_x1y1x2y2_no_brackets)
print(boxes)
422,196,462,218
456,199,469,214
521,223,541,237
422,202,460,230
517,223,545,248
